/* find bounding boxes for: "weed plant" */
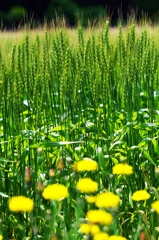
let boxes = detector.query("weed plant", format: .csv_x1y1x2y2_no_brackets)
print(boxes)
0,22,159,239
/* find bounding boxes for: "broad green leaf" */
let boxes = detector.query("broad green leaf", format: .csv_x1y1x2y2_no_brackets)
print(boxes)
138,141,146,148
142,151,156,166
110,157,118,164
36,235,43,238
138,108,149,113
130,145,138,150
49,125,71,131
134,123,157,129
138,138,151,148
152,139,159,155
109,141,125,151
132,112,137,121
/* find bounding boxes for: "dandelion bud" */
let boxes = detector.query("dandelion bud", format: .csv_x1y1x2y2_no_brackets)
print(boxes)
25,166,31,189
139,232,146,240
49,169,55,177
37,180,43,197
37,180,43,191
73,162,78,172
57,159,64,170
51,233,58,240
25,166,31,182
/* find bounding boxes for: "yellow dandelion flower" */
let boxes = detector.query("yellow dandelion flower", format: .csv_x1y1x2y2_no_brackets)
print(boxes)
42,184,68,201
93,232,109,240
8,196,34,212
151,200,159,214
112,163,133,175
86,196,97,204
86,210,113,225
132,190,150,201
95,192,120,208
108,236,127,240
76,178,98,193
75,159,98,172
0,235,3,240
79,223,100,235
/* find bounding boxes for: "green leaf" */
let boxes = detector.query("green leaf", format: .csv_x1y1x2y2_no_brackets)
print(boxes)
132,112,137,121
0,157,14,163
152,139,159,155
142,151,156,166
20,110,29,115
134,123,157,129
85,121,97,132
0,192,9,198
149,187,159,200
138,138,152,148
30,141,84,148
138,141,147,148
129,190,133,208
29,143,41,148
109,141,125,151
110,157,118,164
96,147,104,169
49,125,71,131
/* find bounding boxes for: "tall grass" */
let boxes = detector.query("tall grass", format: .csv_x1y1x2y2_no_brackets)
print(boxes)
0,22,159,239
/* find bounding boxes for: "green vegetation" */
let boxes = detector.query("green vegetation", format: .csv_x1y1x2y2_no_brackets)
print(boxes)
1,22,159,239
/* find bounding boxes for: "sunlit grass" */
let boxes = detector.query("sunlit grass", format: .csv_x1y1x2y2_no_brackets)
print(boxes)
1,19,159,54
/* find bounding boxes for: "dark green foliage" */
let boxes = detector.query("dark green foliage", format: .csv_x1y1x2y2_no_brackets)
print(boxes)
1,25,159,239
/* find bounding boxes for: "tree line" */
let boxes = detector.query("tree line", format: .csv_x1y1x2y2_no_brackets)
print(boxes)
0,0,159,28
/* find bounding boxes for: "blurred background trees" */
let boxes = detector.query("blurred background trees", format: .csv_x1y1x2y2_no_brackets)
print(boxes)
0,0,159,28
